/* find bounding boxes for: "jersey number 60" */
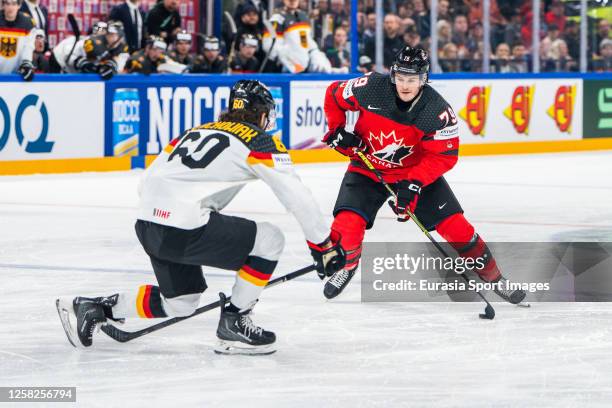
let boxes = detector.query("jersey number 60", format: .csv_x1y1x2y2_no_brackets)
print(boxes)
168,132,230,169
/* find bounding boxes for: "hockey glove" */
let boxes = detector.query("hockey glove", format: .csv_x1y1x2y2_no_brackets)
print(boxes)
18,61,34,82
323,127,366,151
75,57,98,73
98,60,118,80
307,236,346,279
388,180,422,222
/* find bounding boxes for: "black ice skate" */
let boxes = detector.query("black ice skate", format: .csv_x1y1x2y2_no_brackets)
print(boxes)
323,266,357,299
492,276,527,305
215,293,276,355
56,296,117,348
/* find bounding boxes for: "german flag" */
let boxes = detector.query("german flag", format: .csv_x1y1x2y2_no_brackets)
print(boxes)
136,285,166,318
286,22,311,33
238,264,272,287
246,151,274,167
163,136,180,154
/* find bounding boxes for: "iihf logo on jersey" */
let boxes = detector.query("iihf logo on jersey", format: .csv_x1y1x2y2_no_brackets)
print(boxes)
367,130,414,166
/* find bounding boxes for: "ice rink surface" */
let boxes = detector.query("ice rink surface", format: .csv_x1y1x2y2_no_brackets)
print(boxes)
1,151,612,407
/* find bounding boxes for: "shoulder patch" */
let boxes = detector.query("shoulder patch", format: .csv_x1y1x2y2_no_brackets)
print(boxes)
434,124,459,140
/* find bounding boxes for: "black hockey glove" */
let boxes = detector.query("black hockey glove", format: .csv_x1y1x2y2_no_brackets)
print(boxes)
307,236,346,279
18,61,34,82
75,57,98,73
388,180,422,222
98,60,118,80
323,127,365,151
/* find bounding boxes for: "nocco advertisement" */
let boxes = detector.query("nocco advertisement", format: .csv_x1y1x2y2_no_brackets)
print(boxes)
0,83,104,160
432,79,582,143
289,78,582,149
106,81,285,157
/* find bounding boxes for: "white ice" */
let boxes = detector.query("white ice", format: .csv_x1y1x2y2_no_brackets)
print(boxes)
1,151,612,407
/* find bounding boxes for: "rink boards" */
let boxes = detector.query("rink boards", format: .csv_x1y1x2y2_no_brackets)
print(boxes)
0,73,610,174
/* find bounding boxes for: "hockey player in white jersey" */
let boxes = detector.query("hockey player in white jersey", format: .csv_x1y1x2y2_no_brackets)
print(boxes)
262,0,345,73
0,0,36,81
56,80,345,355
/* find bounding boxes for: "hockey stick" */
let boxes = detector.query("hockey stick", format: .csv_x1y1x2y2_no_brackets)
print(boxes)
223,11,237,73
100,264,316,343
64,14,81,71
354,150,496,320
259,12,277,73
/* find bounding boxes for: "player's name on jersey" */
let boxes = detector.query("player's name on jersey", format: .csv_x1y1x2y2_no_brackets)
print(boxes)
199,121,259,143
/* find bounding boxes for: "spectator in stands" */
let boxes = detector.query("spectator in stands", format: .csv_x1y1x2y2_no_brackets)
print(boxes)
363,13,405,69
20,0,47,38
511,43,529,73
503,12,523,49
326,26,350,69
191,35,227,73
146,0,181,44
362,9,376,42
229,33,260,73
544,38,576,72
540,23,560,61
595,19,610,54
491,42,513,73
439,42,461,72
466,21,483,56
109,0,146,53
404,26,423,49
168,30,194,65
437,0,451,23
32,28,49,72
410,0,430,38
592,38,612,72
451,14,470,58
564,20,580,61
545,0,566,33
436,19,452,50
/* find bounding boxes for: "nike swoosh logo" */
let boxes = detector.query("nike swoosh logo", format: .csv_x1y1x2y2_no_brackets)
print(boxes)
368,105,380,110
438,203,447,209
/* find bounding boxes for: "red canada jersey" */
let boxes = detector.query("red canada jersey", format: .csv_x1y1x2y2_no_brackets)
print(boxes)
323,72,460,186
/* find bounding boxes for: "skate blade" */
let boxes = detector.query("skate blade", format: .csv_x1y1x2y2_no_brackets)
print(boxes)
214,340,276,356
516,302,531,308
55,298,79,348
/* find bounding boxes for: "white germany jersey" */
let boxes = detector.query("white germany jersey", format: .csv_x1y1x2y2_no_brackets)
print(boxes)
0,15,35,74
137,120,329,244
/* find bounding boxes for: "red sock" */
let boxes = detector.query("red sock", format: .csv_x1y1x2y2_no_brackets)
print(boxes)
436,213,501,282
331,210,367,270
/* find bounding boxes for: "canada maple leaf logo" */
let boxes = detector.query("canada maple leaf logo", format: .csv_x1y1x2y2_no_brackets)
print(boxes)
368,130,414,165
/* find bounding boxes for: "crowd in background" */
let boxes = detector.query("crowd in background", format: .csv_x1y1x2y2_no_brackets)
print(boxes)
2,0,611,76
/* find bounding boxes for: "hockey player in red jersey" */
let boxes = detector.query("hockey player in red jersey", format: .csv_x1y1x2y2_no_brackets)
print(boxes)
321,46,526,304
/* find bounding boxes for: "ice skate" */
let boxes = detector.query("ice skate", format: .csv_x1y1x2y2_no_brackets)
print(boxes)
323,266,357,299
215,293,276,355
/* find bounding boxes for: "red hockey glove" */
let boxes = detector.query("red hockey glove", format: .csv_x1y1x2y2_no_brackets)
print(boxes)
307,236,346,279
388,180,422,222
323,127,366,151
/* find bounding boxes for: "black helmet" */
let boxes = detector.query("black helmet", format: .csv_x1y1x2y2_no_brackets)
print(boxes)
229,80,274,115
229,80,276,129
390,46,430,84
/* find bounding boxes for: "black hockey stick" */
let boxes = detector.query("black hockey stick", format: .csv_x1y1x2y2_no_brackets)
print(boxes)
354,150,496,320
64,14,81,71
223,11,237,73
259,12,277,73
101,264,316,343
